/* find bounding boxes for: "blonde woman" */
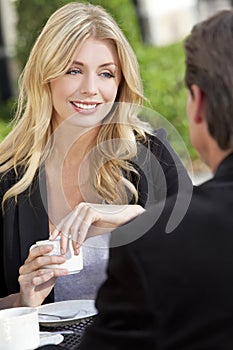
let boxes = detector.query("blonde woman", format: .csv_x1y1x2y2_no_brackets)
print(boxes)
0,2,189,309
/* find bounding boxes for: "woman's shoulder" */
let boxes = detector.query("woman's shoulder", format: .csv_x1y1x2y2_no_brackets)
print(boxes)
0,167,17,179
137,129,171,160
137,128,167,146
137,128,187,173
0,167,20,190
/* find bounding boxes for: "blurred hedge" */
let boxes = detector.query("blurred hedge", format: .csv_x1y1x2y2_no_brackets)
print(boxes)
0,0,196,158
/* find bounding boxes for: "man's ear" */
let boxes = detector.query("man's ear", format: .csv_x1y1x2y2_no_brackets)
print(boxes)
190,84,206,124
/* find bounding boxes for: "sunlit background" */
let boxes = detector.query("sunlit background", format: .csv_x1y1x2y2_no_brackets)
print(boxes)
0,0,232,181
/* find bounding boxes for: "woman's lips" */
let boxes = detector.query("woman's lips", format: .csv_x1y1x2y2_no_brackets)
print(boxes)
72,102,97,109
71,101,101,113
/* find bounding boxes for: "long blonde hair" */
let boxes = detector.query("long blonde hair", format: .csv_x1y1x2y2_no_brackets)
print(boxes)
0,2,151,206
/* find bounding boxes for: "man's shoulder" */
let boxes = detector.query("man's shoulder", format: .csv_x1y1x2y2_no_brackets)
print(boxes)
114,174,232,249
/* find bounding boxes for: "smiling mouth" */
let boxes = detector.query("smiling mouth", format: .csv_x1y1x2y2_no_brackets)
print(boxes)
71,102,99,110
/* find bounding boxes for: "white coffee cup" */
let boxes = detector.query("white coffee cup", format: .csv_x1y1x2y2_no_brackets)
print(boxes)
0,307,40,350
30,237,83,274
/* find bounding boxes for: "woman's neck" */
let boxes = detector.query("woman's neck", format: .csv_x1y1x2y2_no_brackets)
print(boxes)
50,123,100,165
45,124,101,225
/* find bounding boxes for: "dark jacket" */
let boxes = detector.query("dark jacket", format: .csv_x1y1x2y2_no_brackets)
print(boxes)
0,130,189,300
77,153,233,349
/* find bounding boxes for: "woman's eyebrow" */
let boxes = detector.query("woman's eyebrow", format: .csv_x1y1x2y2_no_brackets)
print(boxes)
99,62,118,68
71,61,117,68
71,61,84,66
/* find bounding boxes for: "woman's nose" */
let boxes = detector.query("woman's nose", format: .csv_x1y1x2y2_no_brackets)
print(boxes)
80,75,98,96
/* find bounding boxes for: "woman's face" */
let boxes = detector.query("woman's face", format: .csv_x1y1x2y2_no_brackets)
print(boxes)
50,37,121,128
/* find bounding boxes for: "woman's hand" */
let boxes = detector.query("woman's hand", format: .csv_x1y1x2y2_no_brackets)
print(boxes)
50,203,145,255
17,244,68,307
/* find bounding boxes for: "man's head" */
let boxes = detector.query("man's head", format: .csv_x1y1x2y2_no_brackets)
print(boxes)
184,10,233,151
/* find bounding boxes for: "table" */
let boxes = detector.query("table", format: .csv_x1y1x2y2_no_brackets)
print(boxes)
40,316,94,349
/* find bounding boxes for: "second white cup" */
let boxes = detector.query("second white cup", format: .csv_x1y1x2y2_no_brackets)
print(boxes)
0,307,40,350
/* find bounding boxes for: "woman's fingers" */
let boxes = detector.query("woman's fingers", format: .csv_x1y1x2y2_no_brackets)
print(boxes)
59,209,80,254
17,242,70,307
75,206,101,245
20,248,67,274
26,244,54,263
19,267,67,288
19,269,54,288
62,204,100,250
50,203,145,255
51,203,92,254
50,209,79,254
69,205,91,243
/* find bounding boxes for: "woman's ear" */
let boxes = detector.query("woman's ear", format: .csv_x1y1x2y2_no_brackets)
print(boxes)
190,84,206,124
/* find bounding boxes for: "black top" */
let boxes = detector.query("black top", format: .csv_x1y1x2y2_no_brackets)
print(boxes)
0,130,190,300
75,153,233,350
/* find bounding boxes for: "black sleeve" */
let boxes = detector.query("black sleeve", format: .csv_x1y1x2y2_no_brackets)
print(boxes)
0,182,6,297
77,242,155,350
135,129,192,208
0,172,9,297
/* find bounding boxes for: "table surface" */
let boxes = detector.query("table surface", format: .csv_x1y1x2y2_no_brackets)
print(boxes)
40,316,94,349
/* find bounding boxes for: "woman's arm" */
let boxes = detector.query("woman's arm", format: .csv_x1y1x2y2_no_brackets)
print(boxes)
0,293,21,310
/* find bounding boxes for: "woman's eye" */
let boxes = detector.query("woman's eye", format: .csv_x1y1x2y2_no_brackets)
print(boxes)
66,68,82,75
100,72,115,79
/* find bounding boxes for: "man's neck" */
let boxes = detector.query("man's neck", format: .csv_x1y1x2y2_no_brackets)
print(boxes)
207,147,233,173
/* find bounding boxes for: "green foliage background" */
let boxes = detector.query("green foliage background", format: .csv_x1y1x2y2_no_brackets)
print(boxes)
0,0,196,159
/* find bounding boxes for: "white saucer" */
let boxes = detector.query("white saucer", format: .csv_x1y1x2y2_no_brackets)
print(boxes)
39,332,64,346
38,299,97,326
